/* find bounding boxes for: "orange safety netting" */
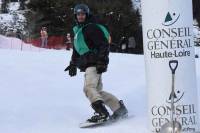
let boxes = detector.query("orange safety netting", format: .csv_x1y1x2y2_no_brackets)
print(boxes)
25,36,72,49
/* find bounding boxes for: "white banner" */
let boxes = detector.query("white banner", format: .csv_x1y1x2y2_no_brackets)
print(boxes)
141,0,199,132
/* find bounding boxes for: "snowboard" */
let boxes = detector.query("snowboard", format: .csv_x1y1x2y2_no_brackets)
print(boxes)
79,115,132,128
79,120,108,128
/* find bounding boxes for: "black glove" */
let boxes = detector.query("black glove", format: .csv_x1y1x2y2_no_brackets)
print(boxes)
64,64,77,77
96,62,107,74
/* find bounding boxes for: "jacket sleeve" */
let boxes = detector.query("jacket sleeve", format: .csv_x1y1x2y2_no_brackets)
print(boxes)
70,46,80,65
84,24,110,65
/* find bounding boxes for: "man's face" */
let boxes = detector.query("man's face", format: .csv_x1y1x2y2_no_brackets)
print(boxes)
76,12,86,23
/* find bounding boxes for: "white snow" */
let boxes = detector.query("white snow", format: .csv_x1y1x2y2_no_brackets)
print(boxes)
0,46,199,133
0,2,27,35
0,35,42,51
132,0,141,10
0,49,145,133
0,13,13,22
0,12,26,33
7,2,20,12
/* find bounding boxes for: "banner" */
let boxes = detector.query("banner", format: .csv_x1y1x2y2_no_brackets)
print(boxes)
141,0,199,132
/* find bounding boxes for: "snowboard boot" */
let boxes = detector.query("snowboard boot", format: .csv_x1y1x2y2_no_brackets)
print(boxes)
87,100,110,123
111,100,128,120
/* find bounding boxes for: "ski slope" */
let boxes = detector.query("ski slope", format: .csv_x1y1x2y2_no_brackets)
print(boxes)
0,48,199,133
0,35,42,51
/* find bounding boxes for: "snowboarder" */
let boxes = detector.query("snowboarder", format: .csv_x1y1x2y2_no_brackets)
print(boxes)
65,4,128,124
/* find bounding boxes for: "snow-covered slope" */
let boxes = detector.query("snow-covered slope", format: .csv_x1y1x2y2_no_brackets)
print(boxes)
0,35,41,51
0,48,199,133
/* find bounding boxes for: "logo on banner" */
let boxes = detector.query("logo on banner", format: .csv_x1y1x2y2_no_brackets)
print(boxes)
145,10,193,59
151,91,197,133
162,12,180,26
166,90,184,103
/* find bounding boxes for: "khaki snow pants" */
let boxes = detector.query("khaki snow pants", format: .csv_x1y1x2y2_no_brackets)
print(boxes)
83,67,120,112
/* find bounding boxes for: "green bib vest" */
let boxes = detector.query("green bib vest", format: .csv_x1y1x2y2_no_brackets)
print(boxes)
73,23,110,55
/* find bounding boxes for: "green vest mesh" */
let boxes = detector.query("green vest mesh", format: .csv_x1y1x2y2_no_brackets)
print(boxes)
73,24,110,55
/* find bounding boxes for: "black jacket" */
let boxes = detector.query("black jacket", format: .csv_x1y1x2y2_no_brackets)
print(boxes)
70,22,110,72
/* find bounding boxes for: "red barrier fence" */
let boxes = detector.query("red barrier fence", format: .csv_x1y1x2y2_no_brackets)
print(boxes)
26,36,72,50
